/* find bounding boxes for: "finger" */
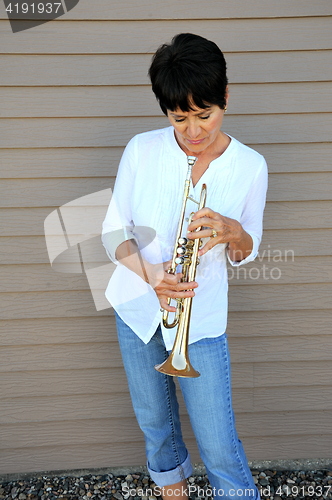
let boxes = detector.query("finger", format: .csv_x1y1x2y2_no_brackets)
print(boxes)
174,280,198,291
157,281,198,296
187,216,219,232
159,298,177,313
163,259,174,271
158,290,195,311
163,272,184,285
187,227,218,240
198,239,216,256
191,207,216,220
167,289,196,299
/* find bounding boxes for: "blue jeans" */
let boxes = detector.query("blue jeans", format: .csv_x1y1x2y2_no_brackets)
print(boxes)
115,312,260,499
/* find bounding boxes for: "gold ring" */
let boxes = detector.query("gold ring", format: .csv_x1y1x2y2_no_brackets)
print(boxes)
211,229,218,238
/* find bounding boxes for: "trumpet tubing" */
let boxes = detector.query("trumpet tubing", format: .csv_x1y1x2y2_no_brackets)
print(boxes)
154,156,207,378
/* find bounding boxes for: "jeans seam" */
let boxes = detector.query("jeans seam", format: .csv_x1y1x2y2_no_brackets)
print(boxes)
162,358,185,481
223,338,253,490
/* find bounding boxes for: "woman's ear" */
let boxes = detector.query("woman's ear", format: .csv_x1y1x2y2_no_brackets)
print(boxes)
225,85,229,109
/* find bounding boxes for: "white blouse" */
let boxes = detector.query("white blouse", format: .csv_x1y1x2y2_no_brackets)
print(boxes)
102,126,268,350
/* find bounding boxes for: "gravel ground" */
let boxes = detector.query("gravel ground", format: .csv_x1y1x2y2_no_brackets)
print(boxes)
1,469,332,500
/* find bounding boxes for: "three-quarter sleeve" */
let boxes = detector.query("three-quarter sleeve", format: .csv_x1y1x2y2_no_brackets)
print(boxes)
102,136,139,263
227,157,268,267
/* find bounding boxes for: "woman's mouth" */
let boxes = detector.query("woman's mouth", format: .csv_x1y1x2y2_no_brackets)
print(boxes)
187,138,205,145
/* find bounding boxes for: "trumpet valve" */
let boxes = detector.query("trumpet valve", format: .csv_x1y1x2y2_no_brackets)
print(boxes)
176,246,186,255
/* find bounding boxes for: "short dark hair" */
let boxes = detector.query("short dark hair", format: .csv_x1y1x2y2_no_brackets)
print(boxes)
148,33,228,115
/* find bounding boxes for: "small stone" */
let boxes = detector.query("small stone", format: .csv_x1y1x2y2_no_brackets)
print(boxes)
11,487,19,499
113,492,123,500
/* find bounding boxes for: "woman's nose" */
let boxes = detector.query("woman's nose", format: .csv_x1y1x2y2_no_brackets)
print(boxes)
187,121,201,139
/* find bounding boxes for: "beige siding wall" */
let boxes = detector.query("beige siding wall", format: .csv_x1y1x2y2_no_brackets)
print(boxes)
0,1,331,475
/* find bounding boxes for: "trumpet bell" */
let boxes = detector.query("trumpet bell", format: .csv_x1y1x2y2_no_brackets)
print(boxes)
155,353,200,378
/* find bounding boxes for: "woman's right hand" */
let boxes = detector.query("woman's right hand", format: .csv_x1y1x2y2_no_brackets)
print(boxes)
146,260,198,312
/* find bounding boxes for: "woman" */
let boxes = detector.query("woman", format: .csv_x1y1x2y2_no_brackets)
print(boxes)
102,33,268,500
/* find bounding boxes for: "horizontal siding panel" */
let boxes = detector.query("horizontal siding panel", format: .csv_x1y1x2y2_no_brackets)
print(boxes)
228,309,332,337
1,114,332,148
3,256,332,292
1,18,332,54
1,228,331,268
1,435,332,476
0,368,130,398
1,142,332,179
239,410,332,437
0,147,121,178
228,50,332,84
242,435,332,460
267,172,332,201
2,51,332,86
1,0,330,20
1,411,331,453
0,290,102,319
0,172,332,208
1,172,332,207
1,386,332,425
0,418,144,449
1,359,331,399
0,236,61,264
260,229,332,257
0,309,330,347
0,317,115,345
228,256,332,285
233,386,332,413
0,342,124,372
229,335,332,363
253,143,332,173
0,442,148,475
1,284,332,318
229,283,332,312
0,178,113,207
0,335,331,374
1,434,330,475
0,394,135,424
249,361,332,388
264,201,332,230
2,82,332,117
1,264,101,292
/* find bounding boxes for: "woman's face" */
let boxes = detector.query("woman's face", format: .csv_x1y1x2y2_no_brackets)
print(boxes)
167,103,227,155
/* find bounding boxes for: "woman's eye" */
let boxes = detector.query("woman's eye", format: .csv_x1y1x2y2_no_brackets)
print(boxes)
175,118,185,123
200,115,210,120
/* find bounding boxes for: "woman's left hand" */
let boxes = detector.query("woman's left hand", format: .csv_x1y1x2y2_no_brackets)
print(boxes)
187,207,245,257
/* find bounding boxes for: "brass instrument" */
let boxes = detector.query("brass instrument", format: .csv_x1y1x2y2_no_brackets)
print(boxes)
155,156,207,378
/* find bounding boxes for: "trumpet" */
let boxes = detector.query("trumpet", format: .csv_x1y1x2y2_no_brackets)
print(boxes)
155,156,207,378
